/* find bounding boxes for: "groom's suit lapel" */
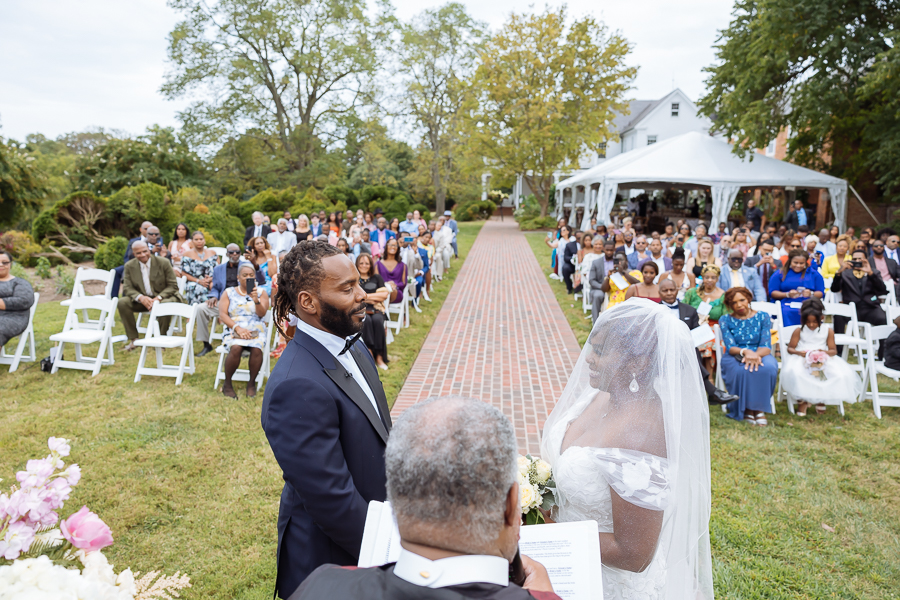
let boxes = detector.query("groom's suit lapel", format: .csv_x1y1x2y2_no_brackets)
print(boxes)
294,330,389,444
351,342,392,432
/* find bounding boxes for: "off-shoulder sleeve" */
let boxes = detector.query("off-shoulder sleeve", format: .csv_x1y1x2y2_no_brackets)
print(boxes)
591,448,670,511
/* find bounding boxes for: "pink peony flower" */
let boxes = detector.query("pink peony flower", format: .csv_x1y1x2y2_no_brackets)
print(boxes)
60,506,113,553
805,350,829,365
16,459,55,489
48,437,71,457
64,464,81,486
0,520,36,560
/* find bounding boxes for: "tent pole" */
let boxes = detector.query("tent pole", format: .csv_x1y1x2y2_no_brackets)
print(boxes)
848,185,880,226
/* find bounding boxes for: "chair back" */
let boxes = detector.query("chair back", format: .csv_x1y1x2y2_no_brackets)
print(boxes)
779,324,800,360
63,296,116,331
823,301,859,324
149,302,197,321
71,267,115,300
751,300,783,330
886,305,900,322
176,276,187,295
211,247,227,264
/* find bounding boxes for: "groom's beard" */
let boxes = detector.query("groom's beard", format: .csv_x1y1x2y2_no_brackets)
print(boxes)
320,298,366,339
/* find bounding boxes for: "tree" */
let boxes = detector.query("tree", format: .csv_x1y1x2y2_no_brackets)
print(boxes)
698,0,899,195
0,137,48,227
396,3,485,214
72,126,207,195
163,0,392,173
463,7,635,217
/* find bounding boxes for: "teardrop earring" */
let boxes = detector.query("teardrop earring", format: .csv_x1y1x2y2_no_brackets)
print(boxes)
629,374,639,393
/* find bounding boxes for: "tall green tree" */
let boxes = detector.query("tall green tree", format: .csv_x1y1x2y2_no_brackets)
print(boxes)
0,137,48,227
396,2,485,214
698,0,899,195
463,6,635,217
163,0,392,173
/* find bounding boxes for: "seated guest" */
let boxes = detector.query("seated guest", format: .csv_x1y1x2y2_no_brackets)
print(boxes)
869,239,899,293
623,261,660,303
194,244,265,357
268,218,298,257
577,233,593,264
685,223,708,257
782,298,862,416
246,236,277,296
579,237,603,293
884,314,900,371
588,240,617,322
638,238,672,280
418,230,436,295
744,238,774,268
283,210,297,233
295,215,314,242
181,230,218,305
600,253,641,309
615,231,638,269
372,216,397,250
244,211,272,247
0,250,35,349
716,235,733,263
351,232,372,259
667,232,691,261
357,253,390,370
291,396,558,600
719,249,767,302
832,248,889,358
659,279,738,406
362,229,382,259
337,238,352,256
309,214,323,238
686,239,721,279
111,220,153,298
777,236,804,266
684,264,726,378
718,287,778,426
218,263,269,398
559,226,579,294
805,235,824,268
168,222,192,275
660,248,695,301
711,222,728,244
731,228,752,259
746,239,778,297
399,212,419,236
885,234,899,264
820,235,851,281
815,228,836,258
118,241,182,351
144,226,169,259
399,236,426,300
768,249,825,326
631,235,652,266
433,217,454,277
377,239,407,304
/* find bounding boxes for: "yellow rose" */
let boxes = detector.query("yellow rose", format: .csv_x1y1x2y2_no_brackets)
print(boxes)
534,459,552,484
519,481,539,512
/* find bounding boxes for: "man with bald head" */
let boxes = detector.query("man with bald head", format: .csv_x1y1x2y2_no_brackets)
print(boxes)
118,240,182,350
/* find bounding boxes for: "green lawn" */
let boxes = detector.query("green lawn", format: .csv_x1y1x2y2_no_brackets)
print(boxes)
526,231,900,599
0,221,482,599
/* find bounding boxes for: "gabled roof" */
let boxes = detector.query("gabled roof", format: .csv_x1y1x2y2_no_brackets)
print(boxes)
612,89,695,135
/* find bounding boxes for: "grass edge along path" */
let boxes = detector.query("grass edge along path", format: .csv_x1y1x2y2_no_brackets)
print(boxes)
525,230,900,600
0,221,482,600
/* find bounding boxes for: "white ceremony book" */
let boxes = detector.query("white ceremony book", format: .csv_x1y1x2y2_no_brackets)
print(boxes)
358,501,602,600
696,300,712,316
609,272,629,290
691,323,716,347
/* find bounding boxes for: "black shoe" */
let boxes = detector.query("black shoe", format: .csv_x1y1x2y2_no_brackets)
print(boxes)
708,388,739,405
195,342,213,357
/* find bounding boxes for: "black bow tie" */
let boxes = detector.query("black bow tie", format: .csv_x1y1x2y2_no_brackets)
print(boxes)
339,331,363,356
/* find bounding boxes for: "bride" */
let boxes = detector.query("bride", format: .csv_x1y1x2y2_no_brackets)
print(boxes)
541,299,713,599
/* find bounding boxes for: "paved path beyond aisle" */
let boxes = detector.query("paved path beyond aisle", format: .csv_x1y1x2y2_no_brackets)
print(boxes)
392,219,582,455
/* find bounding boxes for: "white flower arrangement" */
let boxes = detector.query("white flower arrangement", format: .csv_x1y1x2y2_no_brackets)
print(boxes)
517,454,556,525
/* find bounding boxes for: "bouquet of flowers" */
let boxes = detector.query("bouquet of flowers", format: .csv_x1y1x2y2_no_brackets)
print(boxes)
805,350,829,380
0,437,190,599
517,455,555,525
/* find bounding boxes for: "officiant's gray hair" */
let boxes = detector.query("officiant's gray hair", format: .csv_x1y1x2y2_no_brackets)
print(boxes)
385,396,517,549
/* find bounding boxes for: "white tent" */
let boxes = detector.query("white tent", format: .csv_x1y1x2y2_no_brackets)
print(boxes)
555,131,848,232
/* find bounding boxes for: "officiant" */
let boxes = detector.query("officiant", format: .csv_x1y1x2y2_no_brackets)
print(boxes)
262,240,392,599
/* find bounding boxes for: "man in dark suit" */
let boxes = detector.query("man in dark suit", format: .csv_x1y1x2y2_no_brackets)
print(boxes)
110,220,153,298
244,211,272,247
588,240,617,322
659,279,738,406
784,199,812,232
262,241,392,599
117,241,183,351
289,396,559,600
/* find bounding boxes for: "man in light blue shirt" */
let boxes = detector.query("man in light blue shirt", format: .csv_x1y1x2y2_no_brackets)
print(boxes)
399,212,419,236
444,210,459,257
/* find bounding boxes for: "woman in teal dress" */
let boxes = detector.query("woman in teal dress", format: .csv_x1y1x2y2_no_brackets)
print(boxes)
180,231,218,305
719,287,778,426
218,263,269,399
683,263,727,379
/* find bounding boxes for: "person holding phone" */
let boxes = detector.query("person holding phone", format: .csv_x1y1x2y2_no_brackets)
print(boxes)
831,248,889,357
219,263,270,398
768,249,825,326
600,253,641,309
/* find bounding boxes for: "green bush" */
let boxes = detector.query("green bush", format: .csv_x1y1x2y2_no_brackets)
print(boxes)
454,200,496,222
10,262,31,284
0,230,41,264
32,191,113,250
323,184,358,207
108,183,180,236
183,207,244,247
55,265,75,296
517,216,558,230
35,257,52,279
94,236,129,271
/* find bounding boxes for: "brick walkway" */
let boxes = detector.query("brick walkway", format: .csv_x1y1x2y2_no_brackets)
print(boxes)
391,219,582,455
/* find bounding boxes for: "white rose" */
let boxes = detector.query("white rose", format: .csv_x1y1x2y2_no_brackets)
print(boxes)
115,568,137,599
517,456,530,475
519,481,539,513
534,459,552,484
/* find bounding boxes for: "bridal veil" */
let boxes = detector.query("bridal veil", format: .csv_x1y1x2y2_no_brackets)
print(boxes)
541,299,713,599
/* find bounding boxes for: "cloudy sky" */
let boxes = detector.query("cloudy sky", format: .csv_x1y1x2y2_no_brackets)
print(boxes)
0,0,734,141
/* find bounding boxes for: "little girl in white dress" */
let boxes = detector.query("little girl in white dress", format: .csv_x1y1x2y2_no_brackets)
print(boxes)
781,298,862,415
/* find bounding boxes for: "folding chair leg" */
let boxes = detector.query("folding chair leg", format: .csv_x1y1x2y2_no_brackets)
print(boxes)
51,343,64,374
135,345,148,382
176,346,189,385
92,339,107,376
214,351,226,390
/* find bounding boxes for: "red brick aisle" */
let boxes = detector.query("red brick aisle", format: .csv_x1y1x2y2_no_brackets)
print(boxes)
391,219,582,455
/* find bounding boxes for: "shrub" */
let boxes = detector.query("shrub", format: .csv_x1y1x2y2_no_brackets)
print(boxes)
323,184,358,207
32,191,113,253
0,230,41,264
454,200,496,222
108,183,180,236
10,262,31,284
183,208,243,247
55,265,75,296
513,194,541,222
517,216,558,230
35,257,52,279
197,227,223,248
94,236,129,271
194,203,210,214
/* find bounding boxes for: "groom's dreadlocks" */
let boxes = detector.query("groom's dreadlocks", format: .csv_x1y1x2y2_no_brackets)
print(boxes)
272,240,342,340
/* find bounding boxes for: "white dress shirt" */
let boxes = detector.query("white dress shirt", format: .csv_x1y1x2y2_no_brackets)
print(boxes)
886,247,899,263
295,319,380,418
253,224,263,239
267,230,298,255
392,549,509,589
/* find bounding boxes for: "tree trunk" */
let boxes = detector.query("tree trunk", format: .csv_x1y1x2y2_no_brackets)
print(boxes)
432,160,446,216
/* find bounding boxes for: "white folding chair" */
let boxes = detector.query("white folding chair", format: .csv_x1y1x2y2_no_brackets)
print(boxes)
385,285,408,335
777,325,805,415
60,268,114,330
133,303,199,385
213,310,275,390
864,321,900,418
752,301,784,400
0,292,39,372
823,302,868,366
49,297,117,376
210,247,228,264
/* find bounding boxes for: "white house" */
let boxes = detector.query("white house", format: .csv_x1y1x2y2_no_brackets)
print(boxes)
496,89,714,208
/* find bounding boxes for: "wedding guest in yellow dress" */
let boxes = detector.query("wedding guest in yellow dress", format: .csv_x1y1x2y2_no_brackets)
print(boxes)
600,253,641,309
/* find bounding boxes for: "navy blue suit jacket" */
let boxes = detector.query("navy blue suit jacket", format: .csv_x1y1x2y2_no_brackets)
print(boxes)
261,328,392,599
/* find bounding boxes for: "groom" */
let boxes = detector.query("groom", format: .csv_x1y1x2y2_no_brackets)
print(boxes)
262,240,392,599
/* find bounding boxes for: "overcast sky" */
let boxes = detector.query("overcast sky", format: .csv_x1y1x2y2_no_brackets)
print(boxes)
0,0,734,141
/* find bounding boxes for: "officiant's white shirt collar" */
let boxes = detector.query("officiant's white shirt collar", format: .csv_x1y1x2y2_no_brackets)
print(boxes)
295,318,351,356
393,549,509,589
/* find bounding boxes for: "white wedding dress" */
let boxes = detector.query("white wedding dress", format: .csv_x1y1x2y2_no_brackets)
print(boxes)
541,300,714,600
